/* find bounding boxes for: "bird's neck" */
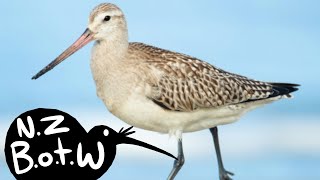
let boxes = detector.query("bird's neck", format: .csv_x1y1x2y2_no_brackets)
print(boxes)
92,31,129,68
90,32,133,112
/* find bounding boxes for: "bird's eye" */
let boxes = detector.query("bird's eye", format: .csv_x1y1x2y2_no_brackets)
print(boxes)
103,129,109,136
103,16,111,22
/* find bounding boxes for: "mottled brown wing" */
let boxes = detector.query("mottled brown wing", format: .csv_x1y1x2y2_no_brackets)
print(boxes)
130,43,274,112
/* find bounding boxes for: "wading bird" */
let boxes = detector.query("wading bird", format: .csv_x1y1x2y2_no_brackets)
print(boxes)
32,3,299,180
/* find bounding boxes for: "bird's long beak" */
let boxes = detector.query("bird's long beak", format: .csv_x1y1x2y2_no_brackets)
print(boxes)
32,28,94,80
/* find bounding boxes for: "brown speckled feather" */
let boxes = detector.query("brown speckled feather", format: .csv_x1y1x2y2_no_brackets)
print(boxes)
129,42,274,112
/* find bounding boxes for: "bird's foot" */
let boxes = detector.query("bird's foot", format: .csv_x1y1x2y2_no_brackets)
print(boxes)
219,169,234,180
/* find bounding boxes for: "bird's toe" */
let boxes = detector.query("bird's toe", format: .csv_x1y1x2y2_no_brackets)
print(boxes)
219,169,234,180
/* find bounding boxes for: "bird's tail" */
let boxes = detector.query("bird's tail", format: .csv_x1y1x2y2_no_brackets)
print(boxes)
268,83,300,98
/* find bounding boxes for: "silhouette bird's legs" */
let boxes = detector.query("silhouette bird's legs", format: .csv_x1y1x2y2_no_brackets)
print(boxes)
210,127,234,180
167,138,185,180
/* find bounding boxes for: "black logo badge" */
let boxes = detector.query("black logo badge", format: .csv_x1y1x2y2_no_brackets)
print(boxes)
4,108,176,180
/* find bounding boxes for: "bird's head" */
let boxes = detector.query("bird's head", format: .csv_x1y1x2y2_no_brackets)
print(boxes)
88,3,127,41
31,3,127,80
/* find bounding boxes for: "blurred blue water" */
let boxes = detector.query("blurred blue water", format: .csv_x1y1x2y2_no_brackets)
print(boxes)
103,155,320,180
2,154,320,180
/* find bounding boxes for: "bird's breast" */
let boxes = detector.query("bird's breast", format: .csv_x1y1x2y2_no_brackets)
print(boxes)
90,62,143,115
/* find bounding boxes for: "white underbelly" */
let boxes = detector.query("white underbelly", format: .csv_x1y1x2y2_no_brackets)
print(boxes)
111,91,252,134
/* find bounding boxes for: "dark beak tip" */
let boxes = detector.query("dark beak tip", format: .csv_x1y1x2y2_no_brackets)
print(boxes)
31,73,40,80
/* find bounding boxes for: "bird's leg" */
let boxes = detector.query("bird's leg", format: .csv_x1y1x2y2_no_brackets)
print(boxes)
167,138,185,180
209,127,234,180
